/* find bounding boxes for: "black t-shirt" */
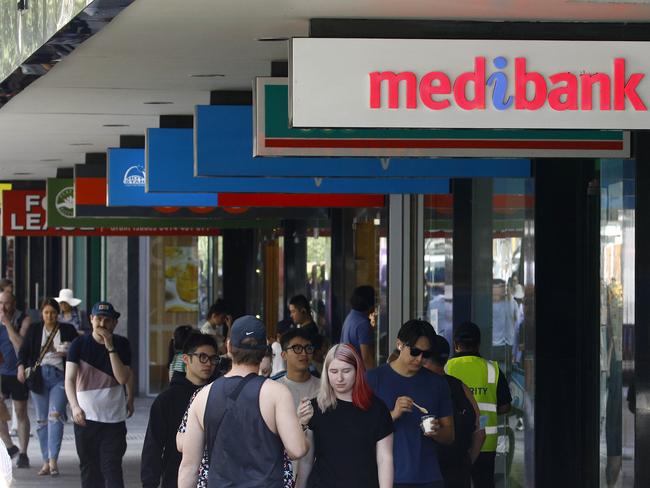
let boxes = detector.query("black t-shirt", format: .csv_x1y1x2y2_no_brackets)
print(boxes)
307,395,393,488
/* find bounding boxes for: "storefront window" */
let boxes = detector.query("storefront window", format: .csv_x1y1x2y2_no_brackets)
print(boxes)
421,180,535,488
147,235,221,394
491,178,535,488
599,159,635,487
423,194,453,343
306,232,331,334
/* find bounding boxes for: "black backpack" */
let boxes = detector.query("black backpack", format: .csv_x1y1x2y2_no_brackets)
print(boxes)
444,375,476,453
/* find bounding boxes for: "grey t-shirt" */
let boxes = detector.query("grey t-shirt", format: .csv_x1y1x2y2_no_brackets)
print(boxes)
277,375,320,487
277,376,320,408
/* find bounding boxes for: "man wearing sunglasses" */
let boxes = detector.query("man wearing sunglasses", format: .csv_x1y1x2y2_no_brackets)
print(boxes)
142,332,218,488
367,319,454,488
275,328,320,488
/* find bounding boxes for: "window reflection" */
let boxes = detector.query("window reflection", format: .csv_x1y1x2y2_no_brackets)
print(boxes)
600,159,635,487
423,180,535,488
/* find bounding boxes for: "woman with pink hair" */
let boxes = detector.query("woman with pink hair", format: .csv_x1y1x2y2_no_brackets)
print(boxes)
297,344,394,488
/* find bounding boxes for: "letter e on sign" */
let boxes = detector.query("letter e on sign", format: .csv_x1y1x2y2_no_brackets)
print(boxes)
419,72,451,110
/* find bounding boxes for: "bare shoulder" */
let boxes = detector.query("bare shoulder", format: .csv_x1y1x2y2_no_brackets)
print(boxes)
260,378,291,401
195,382,214,403
190,382,214,418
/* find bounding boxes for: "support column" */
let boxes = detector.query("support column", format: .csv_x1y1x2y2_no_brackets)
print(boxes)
388,195,412,348
330,210,355,342
635,131,650,488
222,229,256,318
452,178,493,353
283,220,308,311
534,158,599,488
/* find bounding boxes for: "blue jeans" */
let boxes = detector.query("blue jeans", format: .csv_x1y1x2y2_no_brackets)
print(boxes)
31,365,68,462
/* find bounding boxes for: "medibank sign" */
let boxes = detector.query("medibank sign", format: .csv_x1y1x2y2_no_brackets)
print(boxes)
290,39,650,129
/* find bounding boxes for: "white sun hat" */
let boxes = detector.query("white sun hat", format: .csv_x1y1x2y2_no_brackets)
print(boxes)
54,288,82,307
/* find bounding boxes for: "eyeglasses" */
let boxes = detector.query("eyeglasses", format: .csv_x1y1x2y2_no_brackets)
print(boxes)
284,344,315,355
407,345,433,359
188,353,219,365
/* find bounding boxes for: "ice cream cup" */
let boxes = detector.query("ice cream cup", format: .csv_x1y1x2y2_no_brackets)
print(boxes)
420,414,438,435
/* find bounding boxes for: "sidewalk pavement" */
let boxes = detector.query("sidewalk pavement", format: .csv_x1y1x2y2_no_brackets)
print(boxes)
9,395,154,488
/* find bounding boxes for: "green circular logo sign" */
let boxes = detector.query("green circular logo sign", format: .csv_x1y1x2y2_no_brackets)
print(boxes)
55,187,75,218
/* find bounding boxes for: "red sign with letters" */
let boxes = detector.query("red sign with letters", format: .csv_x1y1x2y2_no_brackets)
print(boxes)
1,190,220,236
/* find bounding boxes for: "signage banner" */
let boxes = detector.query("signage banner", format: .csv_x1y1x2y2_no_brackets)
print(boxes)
256,77,629,158
196,105,384,177
198,102,534,174
47,179,229,233
148,128,451,194
76,160,223,218
0,183,12,209
290,38,650,129
2,190,56,236
71,175,347,223
1,189,220,236
108,148,219,207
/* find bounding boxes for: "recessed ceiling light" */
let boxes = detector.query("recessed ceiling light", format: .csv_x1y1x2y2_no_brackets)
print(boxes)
69,143,93,146
102,123,130,127
13,172,33,176
256,37,289,42
189,73,225,78
143,101,174,105
39,158,63,162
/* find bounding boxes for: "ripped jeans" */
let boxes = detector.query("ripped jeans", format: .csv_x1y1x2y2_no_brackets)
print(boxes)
31,365,68,462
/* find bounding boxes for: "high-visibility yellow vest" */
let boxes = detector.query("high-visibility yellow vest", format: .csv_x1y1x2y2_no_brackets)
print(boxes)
445,355,499,452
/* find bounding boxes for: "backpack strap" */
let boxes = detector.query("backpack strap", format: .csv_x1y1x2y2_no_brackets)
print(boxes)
205,373,258,466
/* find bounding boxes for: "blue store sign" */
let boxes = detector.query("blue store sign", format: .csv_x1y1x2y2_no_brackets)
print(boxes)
194,104,531,178
146,128,452,194
108,148,218,206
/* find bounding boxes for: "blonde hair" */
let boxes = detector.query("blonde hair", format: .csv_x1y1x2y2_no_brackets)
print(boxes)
316,345,340,412
316,344,372,413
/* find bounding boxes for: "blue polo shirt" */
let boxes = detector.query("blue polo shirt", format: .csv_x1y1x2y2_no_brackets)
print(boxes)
340,310,373,354
366,364,453,484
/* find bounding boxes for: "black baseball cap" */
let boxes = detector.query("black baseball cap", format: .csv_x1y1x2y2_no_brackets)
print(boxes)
454,321,481,343
91,301,120,319
230,315,267,350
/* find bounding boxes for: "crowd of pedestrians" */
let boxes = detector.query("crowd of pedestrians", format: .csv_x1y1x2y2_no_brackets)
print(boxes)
0,277,512,488
145,284,512,488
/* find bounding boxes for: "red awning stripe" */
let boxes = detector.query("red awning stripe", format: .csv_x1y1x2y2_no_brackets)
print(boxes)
266,138,623,150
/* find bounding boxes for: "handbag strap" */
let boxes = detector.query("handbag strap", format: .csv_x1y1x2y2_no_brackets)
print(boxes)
34,323,60,367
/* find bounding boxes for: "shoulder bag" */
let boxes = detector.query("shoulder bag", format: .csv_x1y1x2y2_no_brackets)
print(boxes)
24,324,59,394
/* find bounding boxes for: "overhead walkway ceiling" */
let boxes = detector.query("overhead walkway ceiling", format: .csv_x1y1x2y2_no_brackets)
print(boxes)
1,0,650,180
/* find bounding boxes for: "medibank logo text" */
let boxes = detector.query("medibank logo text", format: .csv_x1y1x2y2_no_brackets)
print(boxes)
369,57,646,112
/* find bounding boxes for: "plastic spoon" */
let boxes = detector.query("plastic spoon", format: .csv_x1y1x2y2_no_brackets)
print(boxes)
412,401,429,414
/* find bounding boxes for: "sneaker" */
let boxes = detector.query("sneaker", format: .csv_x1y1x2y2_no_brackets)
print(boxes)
16,453,29,468
6,445,18,459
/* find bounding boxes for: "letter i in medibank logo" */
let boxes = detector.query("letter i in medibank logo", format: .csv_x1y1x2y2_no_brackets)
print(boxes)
368,56,647,112
486,57,513,110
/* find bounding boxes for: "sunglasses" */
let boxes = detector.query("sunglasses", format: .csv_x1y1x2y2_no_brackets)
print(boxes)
284,344,315,355
407,345,433,359
188,353,219,365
